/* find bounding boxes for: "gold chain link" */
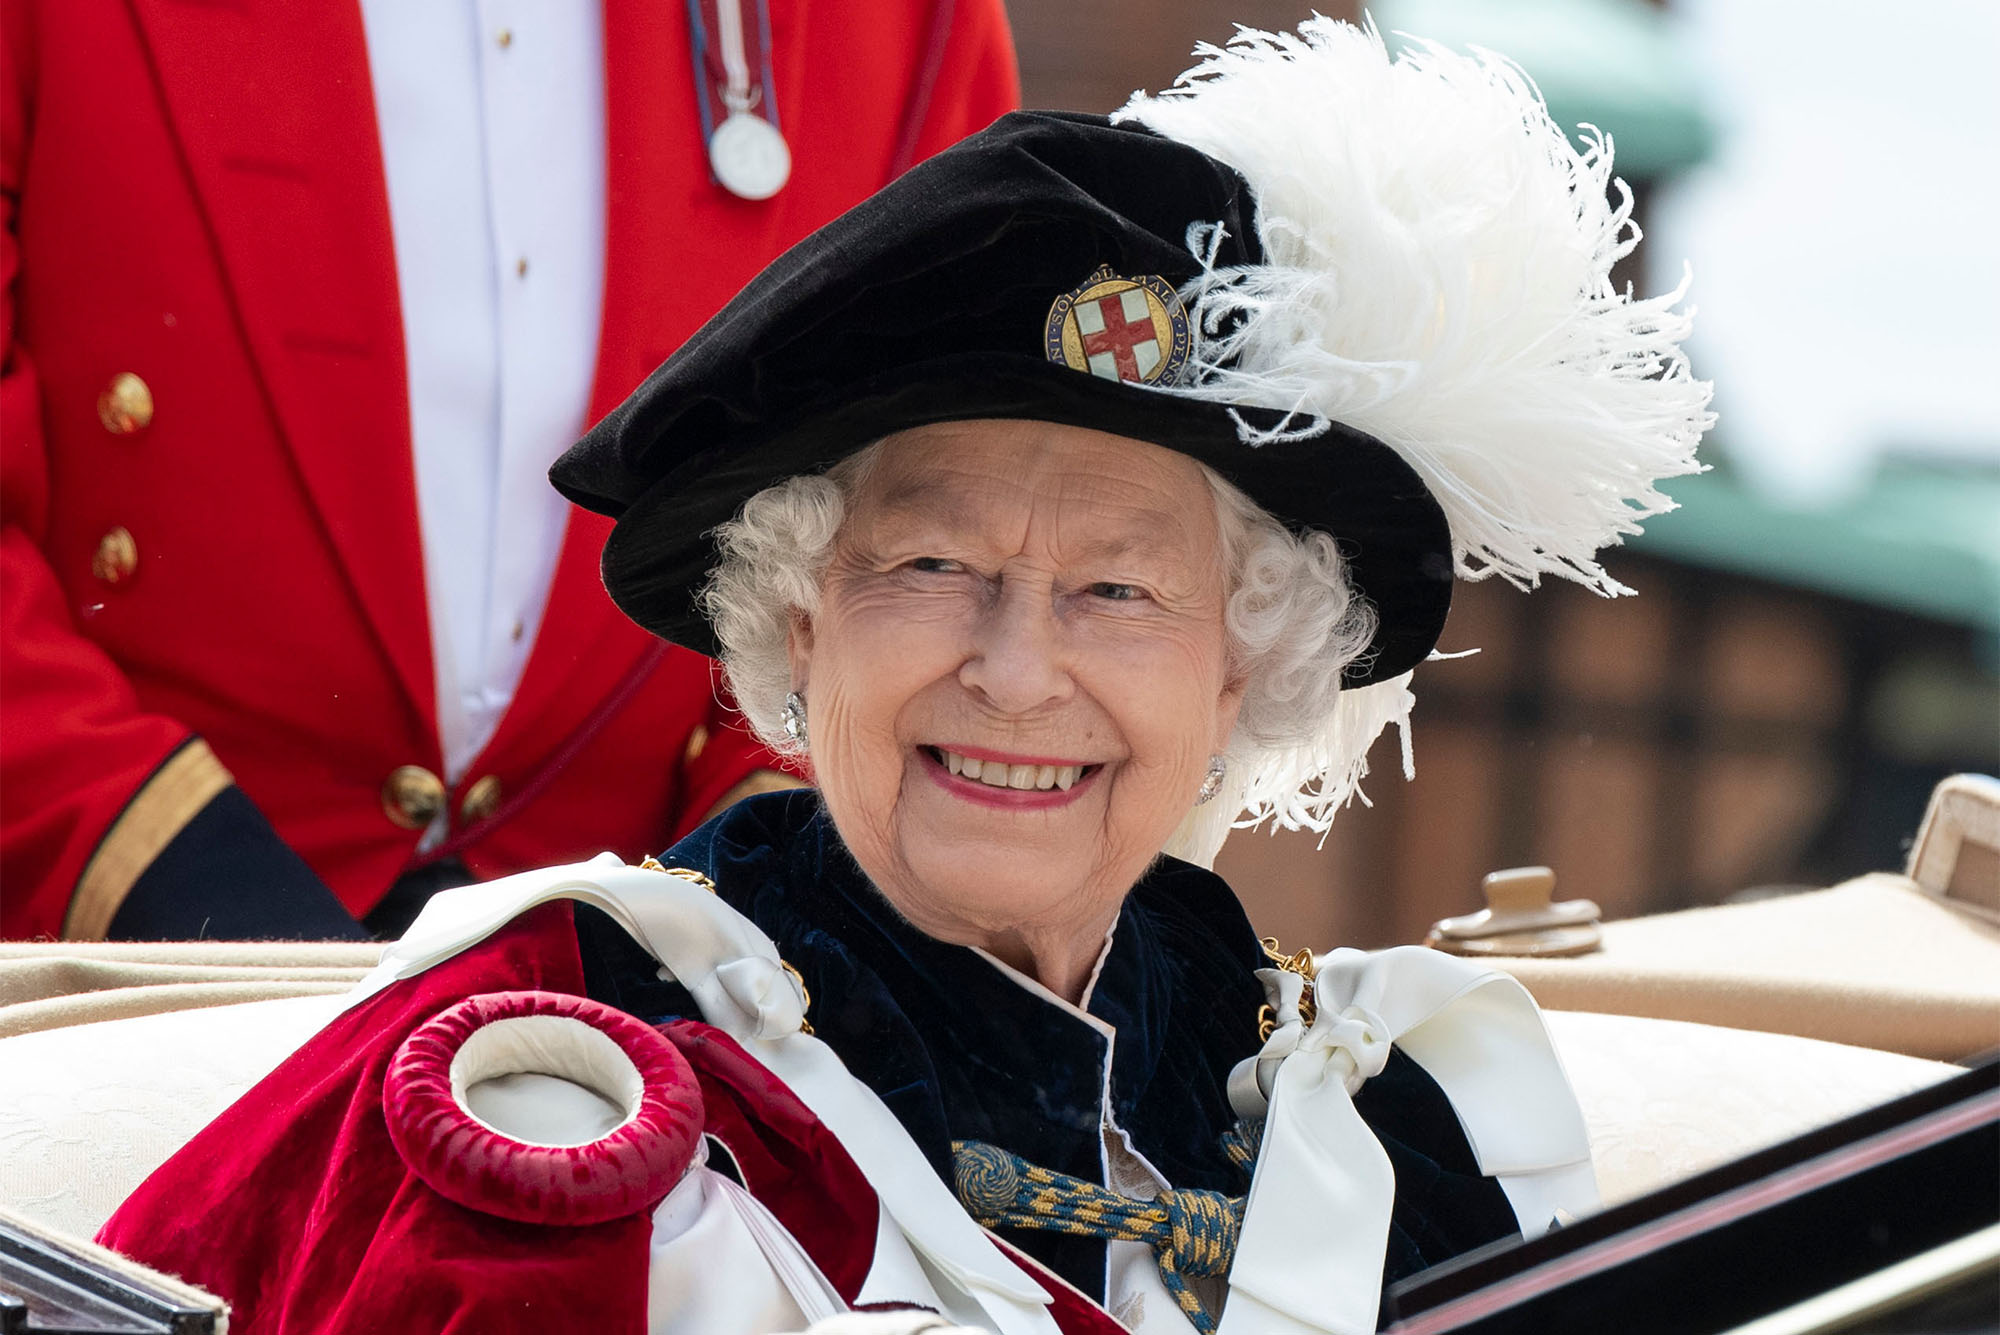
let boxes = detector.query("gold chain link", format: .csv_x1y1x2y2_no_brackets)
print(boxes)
779,960,815,1035
1255,936,1319,1041
639,857,718,894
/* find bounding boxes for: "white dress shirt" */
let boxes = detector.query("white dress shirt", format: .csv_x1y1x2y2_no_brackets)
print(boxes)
359,0,608,784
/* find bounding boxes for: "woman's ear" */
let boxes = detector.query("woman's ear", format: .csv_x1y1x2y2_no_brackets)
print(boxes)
785,610,813,693
1212,674,1247,754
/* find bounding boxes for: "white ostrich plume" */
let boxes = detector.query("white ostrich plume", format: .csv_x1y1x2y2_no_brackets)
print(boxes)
1118,18,1714,865
1117,17,1714,597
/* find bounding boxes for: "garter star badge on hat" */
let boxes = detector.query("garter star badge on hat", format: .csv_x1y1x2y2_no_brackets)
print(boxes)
1044,265,1191,387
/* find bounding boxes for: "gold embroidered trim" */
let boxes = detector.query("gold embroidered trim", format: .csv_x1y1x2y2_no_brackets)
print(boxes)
65,739,235,940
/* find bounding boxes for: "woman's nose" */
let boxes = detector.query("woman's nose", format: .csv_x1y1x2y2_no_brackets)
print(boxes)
959,582,1073,715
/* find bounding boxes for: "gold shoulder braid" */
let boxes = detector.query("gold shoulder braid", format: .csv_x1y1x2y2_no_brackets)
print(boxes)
637,858,812,1034
1256,936,1318,1041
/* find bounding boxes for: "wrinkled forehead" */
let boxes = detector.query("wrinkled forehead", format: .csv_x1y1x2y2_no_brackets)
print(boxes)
843,419,1221,561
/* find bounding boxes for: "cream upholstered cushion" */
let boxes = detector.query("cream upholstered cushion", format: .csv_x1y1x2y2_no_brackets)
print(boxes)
0,938,380,1039
0,991,347,1239
0,983,1963,1246
1543,1010,1958,1205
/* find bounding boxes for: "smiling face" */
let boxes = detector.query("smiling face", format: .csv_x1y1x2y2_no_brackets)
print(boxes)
789,420,1243,980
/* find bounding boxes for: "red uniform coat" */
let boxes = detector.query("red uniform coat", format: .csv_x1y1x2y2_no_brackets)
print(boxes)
0,0,1019,938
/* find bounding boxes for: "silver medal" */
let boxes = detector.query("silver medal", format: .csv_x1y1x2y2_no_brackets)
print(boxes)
709,112,792,201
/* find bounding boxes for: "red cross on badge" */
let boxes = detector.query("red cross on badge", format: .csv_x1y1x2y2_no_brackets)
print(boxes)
1044,265,1191,387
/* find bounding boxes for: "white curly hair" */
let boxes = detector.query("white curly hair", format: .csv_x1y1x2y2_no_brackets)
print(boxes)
699,439,1394,867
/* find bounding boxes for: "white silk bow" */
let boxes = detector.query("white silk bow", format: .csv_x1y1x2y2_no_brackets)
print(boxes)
1216,947,1598,1335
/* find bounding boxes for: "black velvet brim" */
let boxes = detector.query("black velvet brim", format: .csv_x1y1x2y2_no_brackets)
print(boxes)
589,355,1453,687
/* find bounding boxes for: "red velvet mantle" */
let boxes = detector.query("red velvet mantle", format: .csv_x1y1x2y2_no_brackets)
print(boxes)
96,901,1125,1334
99,904,661,1334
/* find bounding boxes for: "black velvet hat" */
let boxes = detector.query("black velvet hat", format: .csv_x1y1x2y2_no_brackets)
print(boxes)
551,109,1453,687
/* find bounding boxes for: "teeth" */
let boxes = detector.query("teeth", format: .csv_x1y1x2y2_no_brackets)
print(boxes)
936,750,1086,792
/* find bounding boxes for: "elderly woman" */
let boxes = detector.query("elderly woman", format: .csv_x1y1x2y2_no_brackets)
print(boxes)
100,20,1708,1335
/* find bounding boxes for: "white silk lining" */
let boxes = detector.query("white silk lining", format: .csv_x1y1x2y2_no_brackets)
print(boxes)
450,1012,642,1147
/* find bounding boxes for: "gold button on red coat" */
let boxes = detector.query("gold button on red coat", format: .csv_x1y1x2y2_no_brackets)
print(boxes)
459,775,503,825
382,765,446,830
91,527,139,583
98,372,155,435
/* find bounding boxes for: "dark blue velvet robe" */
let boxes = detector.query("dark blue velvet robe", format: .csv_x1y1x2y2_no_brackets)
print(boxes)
577,790,1517,1317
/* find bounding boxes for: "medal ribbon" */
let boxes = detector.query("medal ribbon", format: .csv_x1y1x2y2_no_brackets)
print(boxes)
687,0,781,148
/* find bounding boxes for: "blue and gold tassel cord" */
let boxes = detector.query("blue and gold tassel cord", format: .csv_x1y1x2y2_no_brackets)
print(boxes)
951,1139,1247,1333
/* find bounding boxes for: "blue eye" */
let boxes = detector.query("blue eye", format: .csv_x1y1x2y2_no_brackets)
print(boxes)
1089,582,1140,601
910,557,962,574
